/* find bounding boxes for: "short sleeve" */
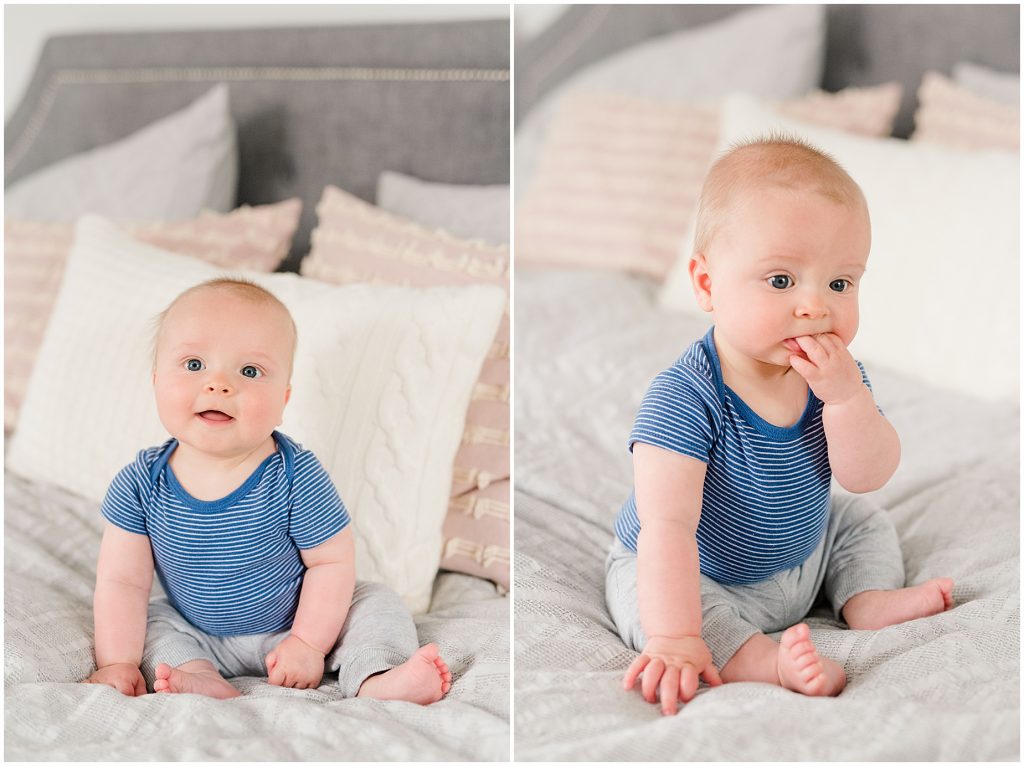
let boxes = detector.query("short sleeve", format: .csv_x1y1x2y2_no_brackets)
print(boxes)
628,367,716,463
288,451,351,549
100,456,150,535
856,360,884,416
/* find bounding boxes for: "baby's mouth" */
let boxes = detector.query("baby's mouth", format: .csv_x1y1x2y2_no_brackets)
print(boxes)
197,410,233,423
782,338,802,353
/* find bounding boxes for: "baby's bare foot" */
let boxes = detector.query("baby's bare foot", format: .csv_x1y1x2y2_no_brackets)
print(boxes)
356,643,452,704
777,624,846,697
153,661,241,699
843,578,954,630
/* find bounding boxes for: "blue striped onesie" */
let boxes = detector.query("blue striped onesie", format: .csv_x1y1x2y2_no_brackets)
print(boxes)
614,327,874,586
101,430,349,636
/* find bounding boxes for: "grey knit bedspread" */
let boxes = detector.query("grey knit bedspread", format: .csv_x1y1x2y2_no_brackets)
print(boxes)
4,472,510,761
513,268,1019,761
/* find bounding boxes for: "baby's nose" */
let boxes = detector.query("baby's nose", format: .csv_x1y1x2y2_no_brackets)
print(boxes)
795,292,829,318
205,381,233,395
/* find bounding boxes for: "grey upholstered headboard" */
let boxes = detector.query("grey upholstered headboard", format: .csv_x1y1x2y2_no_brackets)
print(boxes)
5,20,510,272
516,4,1019,138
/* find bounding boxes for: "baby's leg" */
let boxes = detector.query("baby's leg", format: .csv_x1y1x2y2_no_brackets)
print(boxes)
841,581,954,629
824,494,954,630
327,581,451,703
608,539,845,698
142,598,240,698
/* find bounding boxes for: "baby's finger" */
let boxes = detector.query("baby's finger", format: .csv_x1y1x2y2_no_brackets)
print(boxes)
660,665,681,716
795,334,828,365
268,666,286,686
134,675,148,696
701,662,724,687
680,663,699,703
641,657,665,703
789,354,815,379
816,332,844,354
623,654,650,690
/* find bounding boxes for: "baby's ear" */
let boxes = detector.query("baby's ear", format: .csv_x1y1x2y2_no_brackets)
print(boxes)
689,254,714,312
284,386,292,406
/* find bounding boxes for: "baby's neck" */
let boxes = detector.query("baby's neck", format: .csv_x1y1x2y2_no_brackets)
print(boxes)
713,336,808,429
169,437,277,502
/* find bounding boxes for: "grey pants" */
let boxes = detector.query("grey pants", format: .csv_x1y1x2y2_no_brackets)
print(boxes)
605,493,905,671
141,580,418,697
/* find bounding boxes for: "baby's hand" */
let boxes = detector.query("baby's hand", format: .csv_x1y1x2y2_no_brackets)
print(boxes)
788,333,865,406
83,662,147,696
623,635,723,715
265,634,326,690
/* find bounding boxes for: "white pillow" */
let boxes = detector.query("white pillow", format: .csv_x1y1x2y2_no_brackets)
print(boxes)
5,85,237,222
5,216,505,614
514,4,826,200
953,62,1020,106
659,94,1019,403
376,170,510,246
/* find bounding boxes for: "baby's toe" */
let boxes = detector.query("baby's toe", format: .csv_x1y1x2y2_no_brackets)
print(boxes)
780,623,810,649
790,642,817,660
804,671,825,691
795,654,819,671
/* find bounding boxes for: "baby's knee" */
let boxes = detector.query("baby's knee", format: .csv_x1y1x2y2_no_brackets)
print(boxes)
350,580,408,615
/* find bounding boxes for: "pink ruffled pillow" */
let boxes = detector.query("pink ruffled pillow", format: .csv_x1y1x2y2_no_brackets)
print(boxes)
302,185,510,590
911,70,1019,152
4,199,302,431
516,83,903,280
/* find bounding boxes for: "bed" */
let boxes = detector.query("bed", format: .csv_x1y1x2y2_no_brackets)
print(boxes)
513,5,1019,761
5,19,510,761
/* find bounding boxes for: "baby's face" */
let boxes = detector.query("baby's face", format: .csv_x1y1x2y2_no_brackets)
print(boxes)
152,289,294,461
695,184,871,369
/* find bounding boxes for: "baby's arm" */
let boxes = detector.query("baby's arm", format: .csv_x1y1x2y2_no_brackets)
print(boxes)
84,522,154,696
626,443,723,715
789,333,900,492
265,526,355,689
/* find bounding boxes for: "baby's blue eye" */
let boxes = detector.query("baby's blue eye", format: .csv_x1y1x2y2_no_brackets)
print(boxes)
768,275,792,289
830,279,850,293
240,365,262,379
184,358,204,372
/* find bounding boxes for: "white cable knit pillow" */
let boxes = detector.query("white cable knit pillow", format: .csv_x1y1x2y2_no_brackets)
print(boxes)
6,216,505,614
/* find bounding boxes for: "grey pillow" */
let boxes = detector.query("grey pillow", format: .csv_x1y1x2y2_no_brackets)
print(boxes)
5,85,236,221
953,62,1020,105
376,170,509,246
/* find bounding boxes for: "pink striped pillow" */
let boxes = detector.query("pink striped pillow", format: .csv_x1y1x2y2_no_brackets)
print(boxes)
516,84,903,280
911,70,1019,152
302,185,510,590
4,199,301,432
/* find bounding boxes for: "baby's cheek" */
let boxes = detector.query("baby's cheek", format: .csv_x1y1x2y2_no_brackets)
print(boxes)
835,306,859,346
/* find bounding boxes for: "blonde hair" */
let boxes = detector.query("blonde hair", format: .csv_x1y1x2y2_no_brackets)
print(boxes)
692,132,868,257
151,278,297,369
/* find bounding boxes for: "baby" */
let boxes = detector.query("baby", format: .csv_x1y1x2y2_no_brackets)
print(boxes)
83,278,451,702
606,135,954,715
